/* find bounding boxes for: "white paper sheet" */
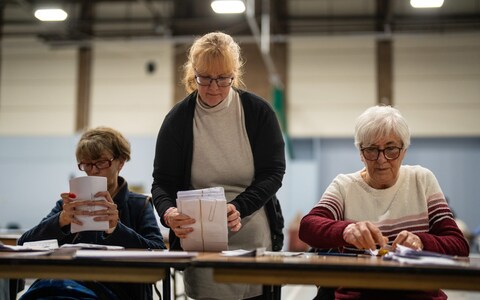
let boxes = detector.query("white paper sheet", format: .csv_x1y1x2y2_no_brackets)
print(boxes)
384,244,463,266
69,176,109,233
60,243,124,250
176,187,228,251
75,249,198,258
22,239,59,250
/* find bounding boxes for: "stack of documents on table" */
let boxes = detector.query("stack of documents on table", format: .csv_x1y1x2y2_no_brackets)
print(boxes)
75,249,198,258
4,239,125,252
0,241,51,253
221,248,304,257
383,244,463,266
0,240,55,257
60,243,124,250
176,187,228,251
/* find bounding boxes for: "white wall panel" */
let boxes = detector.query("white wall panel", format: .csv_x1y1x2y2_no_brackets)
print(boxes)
90,40,173,135
2,33,479,137
0,39,173,136
288,36,376,137
0,38,76,135
394,33,480,136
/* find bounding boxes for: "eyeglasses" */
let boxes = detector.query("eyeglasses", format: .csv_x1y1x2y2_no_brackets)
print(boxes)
361,146,403,161
78,158,114,171
195,75,233,87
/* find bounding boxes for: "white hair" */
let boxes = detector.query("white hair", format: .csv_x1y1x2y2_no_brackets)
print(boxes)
354,105,411,150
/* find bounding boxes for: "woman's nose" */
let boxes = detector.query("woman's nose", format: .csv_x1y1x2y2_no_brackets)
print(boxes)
87,165,101,175
377,151,388,162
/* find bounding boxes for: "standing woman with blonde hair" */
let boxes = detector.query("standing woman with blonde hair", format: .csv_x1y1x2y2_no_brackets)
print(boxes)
152,32,286,299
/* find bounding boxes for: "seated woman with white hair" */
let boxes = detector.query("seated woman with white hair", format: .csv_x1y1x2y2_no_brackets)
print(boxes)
299,105,469,300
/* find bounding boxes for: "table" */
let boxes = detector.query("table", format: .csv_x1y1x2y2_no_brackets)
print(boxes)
0,234,21,246
3,250,480,300
0,250,192,300
195,253,480,299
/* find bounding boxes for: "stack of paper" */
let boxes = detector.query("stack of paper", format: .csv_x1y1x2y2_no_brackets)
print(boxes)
69,176,109,233
383,244,461,266
176,187,228,251
75,249,198,258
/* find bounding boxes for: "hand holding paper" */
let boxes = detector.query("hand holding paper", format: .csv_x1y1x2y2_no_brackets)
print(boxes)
176,187,229,251
68,176,109,233
165,208,196,239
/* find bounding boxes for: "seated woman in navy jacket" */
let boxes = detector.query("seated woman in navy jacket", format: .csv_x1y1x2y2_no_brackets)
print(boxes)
18,126,165,300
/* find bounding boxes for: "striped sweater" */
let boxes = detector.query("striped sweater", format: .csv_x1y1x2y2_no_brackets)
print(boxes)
299,165,469,299
299,165,469,256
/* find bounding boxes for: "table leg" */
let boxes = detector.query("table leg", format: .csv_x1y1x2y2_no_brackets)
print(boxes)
273,285,281,300
263,285,281,300
163,268,171,300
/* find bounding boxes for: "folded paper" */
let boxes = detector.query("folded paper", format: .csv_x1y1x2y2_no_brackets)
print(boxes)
69,176,109,233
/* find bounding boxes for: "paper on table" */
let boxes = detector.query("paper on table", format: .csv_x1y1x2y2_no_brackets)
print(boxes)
60,243,124,250
221,248,266,257
69,176,109,233
1,239,58,252
75,249,198,258
221,249,257,257
23,239,59,250
177,187,228,251
383,244,462,266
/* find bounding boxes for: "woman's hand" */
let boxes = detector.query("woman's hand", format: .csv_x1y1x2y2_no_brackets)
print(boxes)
165,208,195,239
59,191,120,233
342,221,388,250
393,230,423,250
227,204,242,232
59,193,82,227
90,191,119,233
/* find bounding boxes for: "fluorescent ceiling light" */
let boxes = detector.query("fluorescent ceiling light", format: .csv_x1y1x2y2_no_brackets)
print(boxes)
211,0,246,14
34,8,68,21
410,0,444,8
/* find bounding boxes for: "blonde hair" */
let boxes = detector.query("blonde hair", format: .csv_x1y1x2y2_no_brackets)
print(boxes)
182,32,245,93
76,126,131,162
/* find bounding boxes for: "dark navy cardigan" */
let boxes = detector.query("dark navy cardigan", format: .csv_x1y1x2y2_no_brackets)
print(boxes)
19,177,165,299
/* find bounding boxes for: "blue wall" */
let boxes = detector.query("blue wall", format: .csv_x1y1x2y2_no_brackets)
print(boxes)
1,136,479,246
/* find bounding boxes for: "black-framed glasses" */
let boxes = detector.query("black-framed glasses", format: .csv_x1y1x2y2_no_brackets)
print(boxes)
78,158,114,171
195,75,233,87
361,146,403,161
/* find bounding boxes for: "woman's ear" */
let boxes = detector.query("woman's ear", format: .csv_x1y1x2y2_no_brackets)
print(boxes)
117,159,126,171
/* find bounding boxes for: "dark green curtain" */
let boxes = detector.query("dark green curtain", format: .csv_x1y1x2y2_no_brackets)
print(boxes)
272,86,293,159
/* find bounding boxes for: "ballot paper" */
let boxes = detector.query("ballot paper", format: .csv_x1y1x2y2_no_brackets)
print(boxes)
176,187,228,251
1,239,58,252
383,244,463,266
60,243,124,250
75,249,198,258
69,176,109,233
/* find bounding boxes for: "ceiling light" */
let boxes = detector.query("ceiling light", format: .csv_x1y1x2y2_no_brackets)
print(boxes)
34,8,68,21
410,0,444,8
211,0,246,14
